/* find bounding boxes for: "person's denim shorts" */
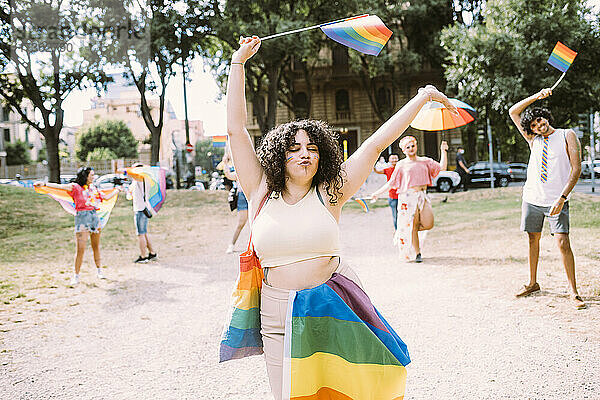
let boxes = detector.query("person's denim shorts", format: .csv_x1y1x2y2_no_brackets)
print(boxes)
74,210,100,233
237,190,248,211
135,211,149,235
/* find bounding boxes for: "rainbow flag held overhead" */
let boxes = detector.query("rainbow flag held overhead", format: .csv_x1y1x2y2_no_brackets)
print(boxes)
320,14,393,56
547,41,577,73
211,135,228,148
34,185,118,229
353,197,370,213
126,166,167,215
282,273,410,400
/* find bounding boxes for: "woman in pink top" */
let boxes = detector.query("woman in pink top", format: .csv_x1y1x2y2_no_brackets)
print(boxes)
35,167,119,285
371,136,448,262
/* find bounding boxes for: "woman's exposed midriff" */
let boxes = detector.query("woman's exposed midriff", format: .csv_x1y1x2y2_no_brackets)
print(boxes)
265,255,340,290
407,184,428,192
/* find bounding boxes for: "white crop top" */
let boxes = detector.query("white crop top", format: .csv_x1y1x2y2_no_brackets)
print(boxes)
251,187,341,268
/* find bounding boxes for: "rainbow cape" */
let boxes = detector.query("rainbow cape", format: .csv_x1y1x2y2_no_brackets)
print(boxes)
547,41,577,73
282,273,410,400
320,14,392,56
34,185,118,229
126,166,167,215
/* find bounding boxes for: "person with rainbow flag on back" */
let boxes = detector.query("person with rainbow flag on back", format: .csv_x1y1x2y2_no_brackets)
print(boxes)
34,167,119,285
509,88,585,310
224,35,457,400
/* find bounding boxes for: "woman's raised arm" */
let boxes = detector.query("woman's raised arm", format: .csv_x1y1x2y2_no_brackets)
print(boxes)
226,36,266,201
336,86,456,205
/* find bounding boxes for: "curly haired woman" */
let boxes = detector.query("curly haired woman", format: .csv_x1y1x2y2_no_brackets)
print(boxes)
227,36,457,400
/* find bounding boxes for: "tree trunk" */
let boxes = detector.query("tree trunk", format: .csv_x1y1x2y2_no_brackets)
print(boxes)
151,126,161,165
265,65,280,133
44,127,61,183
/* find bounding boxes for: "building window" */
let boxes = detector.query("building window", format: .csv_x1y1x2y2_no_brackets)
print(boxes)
335,89,350,120
4,128,10,143
332,45,349,74
376,87,392,113
25,127,30,143
292,92,309,119
2,105,10,122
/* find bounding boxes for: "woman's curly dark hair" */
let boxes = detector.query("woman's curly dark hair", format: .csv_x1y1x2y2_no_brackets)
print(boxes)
75,167,93,187
520,107,554,136
256,119,344,205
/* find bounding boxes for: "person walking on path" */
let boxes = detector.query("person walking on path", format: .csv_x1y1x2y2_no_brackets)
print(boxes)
509,88,585,310
34,167,119,285
370,136,448,263
226,35,456,400
219,149,249,254
126,163,157,263
455,146,470,191
373,153,400,229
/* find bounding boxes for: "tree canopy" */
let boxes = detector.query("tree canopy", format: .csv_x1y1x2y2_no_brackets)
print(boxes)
76,119,138,161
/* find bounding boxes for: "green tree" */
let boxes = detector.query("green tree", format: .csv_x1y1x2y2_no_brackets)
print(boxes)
5,140,31,165
195,139,224,175
441,0,600,162
76,119,138,161
86,147,118,161
0,1,111,182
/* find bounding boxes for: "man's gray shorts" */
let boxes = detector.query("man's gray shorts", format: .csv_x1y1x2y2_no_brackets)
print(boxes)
521,201,569,234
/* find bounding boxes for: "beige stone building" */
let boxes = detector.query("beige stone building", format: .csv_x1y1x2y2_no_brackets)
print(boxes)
246,47,463,166
81,74,204,169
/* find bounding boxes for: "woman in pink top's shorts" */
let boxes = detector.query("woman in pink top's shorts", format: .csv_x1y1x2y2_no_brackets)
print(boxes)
371,136,448,262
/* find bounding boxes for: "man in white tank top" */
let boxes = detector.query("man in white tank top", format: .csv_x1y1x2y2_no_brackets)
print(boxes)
509,88,585,309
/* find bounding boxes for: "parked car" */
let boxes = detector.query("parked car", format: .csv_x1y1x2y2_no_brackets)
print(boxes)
507,162,528,181
94,173,129,190
60,174,77,184
432,170,461,192
581,160,600,179
468,162,511,187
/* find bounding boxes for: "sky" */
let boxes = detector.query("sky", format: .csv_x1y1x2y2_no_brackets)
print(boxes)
62,57,227,137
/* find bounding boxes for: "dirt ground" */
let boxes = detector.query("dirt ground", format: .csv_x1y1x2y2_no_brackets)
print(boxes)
1,189,599,400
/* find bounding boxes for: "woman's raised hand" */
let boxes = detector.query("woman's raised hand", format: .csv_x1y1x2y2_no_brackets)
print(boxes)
536,88,552,100
232,36,261,64
440,141,449,152
418,85,458,115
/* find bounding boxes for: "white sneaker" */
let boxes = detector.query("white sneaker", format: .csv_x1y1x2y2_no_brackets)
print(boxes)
97,269,106,279
69,275,80,286
225,244,235,254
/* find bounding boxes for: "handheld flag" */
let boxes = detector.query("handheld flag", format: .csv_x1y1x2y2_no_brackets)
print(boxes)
34,185,118,229
547,41,577,90
261,14,392,56
126,166,167,215
211,136,227,148
353,198,370,212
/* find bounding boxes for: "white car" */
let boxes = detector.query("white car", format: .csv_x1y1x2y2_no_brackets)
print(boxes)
432,170,461,192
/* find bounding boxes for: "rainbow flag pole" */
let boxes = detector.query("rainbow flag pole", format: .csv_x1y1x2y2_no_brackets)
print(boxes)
260,14,392,56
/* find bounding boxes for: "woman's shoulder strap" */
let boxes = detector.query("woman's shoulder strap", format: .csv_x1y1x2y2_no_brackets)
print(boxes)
254,191,271,219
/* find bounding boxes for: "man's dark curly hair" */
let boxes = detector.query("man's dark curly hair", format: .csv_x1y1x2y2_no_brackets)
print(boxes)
520,107,554,136
256,119,344,205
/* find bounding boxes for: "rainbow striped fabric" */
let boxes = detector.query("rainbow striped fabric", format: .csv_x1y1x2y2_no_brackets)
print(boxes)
219,247,264,361
126,166,166,214
540,136,549,182
211,136,228,148
353,198,370,212
282,273,410,399
34,185,118,229
547,41,577,73
320,14,392,56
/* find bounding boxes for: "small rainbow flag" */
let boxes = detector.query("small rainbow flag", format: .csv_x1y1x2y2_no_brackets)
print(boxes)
547,41,577,73
211,135,227,148
354,197,370,212
126,166,167,215
320,14,392,56
283,273,410,399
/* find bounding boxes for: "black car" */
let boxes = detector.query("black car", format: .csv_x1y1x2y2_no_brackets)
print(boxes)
468,162,511,187
507,163,528,182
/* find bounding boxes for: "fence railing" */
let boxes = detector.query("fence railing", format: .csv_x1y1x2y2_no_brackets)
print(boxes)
1,159,142,180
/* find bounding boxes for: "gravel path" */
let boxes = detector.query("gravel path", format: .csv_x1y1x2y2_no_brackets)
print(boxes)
1,195,599,399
